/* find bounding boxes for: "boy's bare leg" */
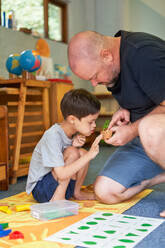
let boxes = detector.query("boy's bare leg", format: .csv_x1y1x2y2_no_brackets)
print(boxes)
50,146,80,201
50,176,70,201
73,148,96,200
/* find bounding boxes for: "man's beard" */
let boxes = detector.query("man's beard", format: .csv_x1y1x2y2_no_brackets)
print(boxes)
107,74,119,88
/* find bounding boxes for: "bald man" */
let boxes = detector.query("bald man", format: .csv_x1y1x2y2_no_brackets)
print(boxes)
68,30,165,216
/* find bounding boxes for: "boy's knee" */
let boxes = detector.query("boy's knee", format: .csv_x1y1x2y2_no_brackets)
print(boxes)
79,148,87,156
64,146,80,160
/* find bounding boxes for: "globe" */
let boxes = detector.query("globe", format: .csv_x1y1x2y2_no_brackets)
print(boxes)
6,53,23,75
20,50,42,72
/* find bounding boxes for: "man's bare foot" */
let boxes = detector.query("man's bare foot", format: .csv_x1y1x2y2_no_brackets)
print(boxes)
74,191,96,200
140,179,151,188
160,210,165,217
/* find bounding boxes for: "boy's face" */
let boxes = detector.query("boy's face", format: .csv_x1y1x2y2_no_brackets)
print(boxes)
74,112,99,136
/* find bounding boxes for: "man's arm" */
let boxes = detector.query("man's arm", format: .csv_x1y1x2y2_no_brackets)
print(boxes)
106,100,165,146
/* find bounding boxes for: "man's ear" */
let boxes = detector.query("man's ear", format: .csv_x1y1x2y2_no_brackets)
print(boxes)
100,49,113,64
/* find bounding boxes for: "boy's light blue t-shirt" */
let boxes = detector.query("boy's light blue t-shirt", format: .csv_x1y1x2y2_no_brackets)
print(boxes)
26,124,72,194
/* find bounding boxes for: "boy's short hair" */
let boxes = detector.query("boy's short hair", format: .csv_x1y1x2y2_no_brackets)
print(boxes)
61,88,101,119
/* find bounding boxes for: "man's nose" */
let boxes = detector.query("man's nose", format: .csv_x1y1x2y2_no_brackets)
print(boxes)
91,79,98,87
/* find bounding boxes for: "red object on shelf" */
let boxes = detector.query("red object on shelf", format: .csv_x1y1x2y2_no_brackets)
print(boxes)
9,231,24,239
48,78,73,84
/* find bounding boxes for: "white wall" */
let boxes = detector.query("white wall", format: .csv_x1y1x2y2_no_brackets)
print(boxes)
67,0,96,90
129,0,165,40
95,0,130,35
94,0,165,40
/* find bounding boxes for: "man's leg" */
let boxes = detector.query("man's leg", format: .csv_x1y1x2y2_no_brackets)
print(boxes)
94,176,150,204
94,137,164,204
139,114,165,216
139,114,165,169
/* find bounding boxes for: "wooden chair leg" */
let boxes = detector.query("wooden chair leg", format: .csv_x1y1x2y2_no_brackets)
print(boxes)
10,84,27,184
0,106,9,190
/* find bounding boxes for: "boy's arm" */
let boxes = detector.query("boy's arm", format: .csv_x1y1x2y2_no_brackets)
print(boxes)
54,134,102,181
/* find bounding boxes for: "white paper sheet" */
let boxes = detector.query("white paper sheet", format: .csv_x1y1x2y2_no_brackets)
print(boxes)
45,212,164,248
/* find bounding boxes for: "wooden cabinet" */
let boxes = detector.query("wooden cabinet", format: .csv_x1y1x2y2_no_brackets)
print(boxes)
94,92,119,132
49,79,74,125
0,79,50,183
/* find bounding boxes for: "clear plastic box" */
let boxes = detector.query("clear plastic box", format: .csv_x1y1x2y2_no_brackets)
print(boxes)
30,200,79,221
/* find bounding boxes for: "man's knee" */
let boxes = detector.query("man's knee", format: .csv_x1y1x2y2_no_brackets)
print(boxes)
94,176,125,204
139,116,155,142
139,115,165,150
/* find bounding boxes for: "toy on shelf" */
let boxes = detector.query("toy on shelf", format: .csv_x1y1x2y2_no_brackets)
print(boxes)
6,49,42,80
36,38,50,57
35,38,54,79
6,53,22,76
20,49,41,72
54,64,71,80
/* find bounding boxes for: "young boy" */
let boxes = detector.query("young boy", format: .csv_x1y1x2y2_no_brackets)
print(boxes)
26,88,102,203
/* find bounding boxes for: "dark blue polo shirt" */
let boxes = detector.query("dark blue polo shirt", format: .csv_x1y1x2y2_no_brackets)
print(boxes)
107,30,165,122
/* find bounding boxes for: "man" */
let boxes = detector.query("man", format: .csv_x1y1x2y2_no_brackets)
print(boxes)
68,30,165,216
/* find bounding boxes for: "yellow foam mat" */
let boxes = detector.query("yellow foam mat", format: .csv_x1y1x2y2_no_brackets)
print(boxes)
0,188,152,247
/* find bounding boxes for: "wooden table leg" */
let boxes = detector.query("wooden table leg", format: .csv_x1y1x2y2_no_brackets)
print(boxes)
10,83,27,184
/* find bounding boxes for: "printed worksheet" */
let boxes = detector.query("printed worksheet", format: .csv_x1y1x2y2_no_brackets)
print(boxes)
45,212,164,248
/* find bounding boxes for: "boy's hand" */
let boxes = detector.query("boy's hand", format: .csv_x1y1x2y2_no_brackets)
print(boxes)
88,134,102,159
72,134,86,147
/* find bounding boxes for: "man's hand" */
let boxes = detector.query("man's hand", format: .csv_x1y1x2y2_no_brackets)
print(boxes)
104,124,135,146
72,134,86,147
108,108,130,129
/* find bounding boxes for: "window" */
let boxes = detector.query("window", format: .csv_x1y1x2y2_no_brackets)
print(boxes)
0,0,68,42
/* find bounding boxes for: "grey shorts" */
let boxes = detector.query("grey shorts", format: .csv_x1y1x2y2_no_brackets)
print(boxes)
99,137,164,188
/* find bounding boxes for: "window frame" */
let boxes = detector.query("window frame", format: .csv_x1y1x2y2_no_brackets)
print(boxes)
44,0,68,43
0,0,68,43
